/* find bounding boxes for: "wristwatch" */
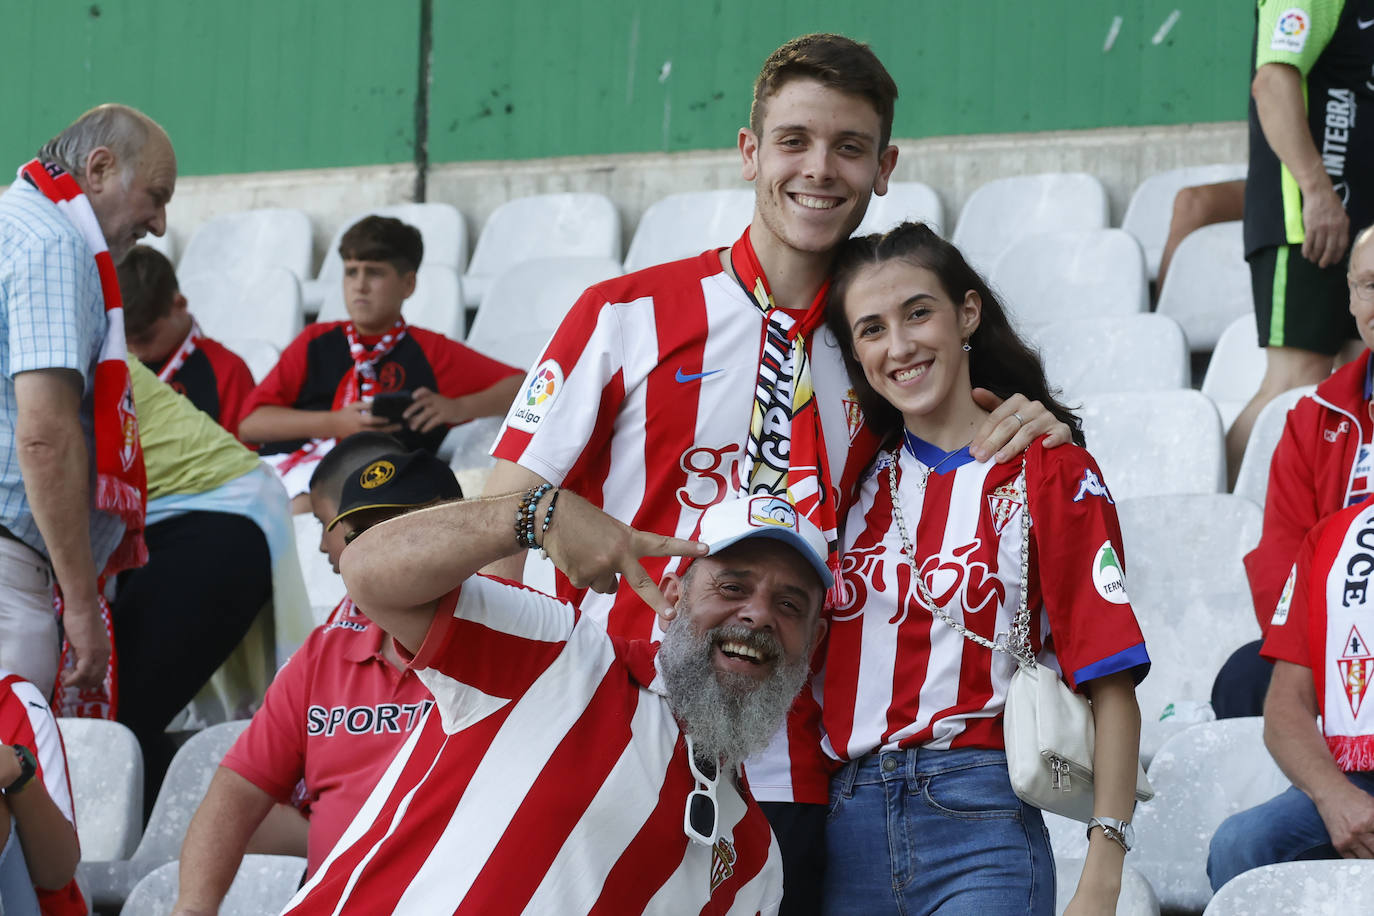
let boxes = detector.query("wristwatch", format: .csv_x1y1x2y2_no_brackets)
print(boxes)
1086,816,1134,852
4,744,36,794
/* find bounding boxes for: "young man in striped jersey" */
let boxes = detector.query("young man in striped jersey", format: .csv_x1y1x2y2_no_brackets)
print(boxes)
482,32,1071,911
282,491,829,915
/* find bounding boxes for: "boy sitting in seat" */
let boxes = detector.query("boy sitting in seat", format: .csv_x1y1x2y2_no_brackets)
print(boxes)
119,245,257,437
238,216,522,506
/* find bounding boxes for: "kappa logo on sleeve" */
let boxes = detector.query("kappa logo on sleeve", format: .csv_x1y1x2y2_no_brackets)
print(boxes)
1091,541,1129,604
1272,564,1297,627
1271,8,1310,53
508,359,564,433
1072,468,1114,504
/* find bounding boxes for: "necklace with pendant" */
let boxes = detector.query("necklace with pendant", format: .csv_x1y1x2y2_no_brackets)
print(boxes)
902,429,974,490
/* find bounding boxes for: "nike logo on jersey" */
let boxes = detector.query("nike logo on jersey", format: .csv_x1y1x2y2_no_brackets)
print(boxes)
675,368,723,383
1358,16,1374,29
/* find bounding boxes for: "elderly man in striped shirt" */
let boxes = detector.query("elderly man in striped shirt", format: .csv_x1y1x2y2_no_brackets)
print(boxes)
282,489,830,916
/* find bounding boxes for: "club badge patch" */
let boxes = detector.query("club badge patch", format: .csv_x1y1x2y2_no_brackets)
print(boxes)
843,388,864,444
1339,625,1373,719
710,837,737,892
1271,565,1297,627
987,479,1024,535
508,359,564,433
1270,8,1309,54
1092,541,1129,604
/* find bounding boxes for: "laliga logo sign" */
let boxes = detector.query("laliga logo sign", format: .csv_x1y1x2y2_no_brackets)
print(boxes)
747,495,798,531
509,360,564,433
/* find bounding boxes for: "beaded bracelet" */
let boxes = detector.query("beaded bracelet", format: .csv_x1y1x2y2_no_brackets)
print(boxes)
535,488,561,558
515,483,553,549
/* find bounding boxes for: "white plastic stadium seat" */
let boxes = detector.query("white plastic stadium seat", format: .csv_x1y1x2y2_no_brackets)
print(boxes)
1128,719,1290,913
1156,221,1251,352
178,208,313,284
218,338,282,385
991,229,1148,327
1054,855,1160,915
463,193,622,306
1027,314,1188,398
121,855,308,916
78,720,250,909
623,189,755,273
1076,391,1226,499
1203,860,1374,915
316,263,465,339
853,181,944,237
1114,494,1263,760
58,718,143,862
180,266,303,351
1201,314,1267,432
466,256,624,371
1121,163,1247,279
307,202,468,316
1232,385,1317,510
293,512,345,619
950,173,1109,273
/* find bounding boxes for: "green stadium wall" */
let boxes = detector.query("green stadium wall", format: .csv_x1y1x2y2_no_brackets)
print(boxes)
1,1,1250,177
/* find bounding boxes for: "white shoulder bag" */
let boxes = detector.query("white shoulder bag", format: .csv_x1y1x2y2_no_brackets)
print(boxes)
886,451,1152,822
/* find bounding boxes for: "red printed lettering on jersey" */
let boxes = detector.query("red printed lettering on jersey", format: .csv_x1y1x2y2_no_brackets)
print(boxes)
834,544,889,620
677,444,744,511
915,540,1006,617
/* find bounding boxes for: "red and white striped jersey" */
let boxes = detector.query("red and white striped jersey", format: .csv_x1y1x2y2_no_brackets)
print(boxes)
0,670,87,916
283,576,783,916
820,440,1150,762
491,248,880,803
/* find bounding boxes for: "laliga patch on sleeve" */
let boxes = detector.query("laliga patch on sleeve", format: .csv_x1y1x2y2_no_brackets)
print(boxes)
508,359,564,433
1092,540,1130,605
1271,564,1297,627
1271,8,1310,53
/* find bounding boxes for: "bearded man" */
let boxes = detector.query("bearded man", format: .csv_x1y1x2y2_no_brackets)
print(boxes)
280,489,828,916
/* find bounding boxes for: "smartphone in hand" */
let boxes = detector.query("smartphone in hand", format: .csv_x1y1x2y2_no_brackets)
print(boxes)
370,391,413,422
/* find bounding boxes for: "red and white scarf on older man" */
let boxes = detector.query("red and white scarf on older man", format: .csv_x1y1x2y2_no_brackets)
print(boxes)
19,159,147,574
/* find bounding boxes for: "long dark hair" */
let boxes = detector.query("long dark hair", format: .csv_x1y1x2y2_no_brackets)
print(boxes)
824,221,1084,446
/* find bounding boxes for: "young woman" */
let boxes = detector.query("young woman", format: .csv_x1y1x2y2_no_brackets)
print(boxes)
818,222,1150,915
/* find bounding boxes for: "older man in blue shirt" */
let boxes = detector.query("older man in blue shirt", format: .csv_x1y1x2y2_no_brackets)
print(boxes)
0,104,176,696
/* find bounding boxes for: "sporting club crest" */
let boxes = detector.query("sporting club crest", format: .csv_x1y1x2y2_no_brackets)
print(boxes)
1339,625,1374,719
710,837,737,892
843,388,864,444
987,478,1024,535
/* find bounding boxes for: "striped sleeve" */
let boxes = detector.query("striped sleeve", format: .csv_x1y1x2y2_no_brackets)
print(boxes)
491,283,628,485
0,673,76,826
410,576,577,734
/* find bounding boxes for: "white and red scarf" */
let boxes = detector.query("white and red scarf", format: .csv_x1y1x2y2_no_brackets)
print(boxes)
730,226,842,604
19,160,147,574
157,316,204,383
274,319,408,476
1312,503,1374,770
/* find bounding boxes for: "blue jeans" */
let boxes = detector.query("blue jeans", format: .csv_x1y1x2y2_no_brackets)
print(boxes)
1206,771,1374,891
0,820,42,916
822,747,1056,916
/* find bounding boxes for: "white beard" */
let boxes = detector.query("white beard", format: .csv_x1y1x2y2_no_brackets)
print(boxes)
658,615,812,767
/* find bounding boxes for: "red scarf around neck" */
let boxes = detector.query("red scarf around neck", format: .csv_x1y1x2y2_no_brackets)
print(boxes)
20,159,147,575
729,225,843,602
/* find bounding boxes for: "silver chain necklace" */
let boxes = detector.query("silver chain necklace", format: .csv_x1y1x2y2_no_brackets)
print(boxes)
903,429,973,491
885,444,1035,666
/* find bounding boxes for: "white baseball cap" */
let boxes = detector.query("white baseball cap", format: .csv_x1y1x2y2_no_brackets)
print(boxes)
695,495,833,589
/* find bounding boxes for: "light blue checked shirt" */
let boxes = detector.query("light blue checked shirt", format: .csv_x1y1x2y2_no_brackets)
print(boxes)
0,180,125,566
